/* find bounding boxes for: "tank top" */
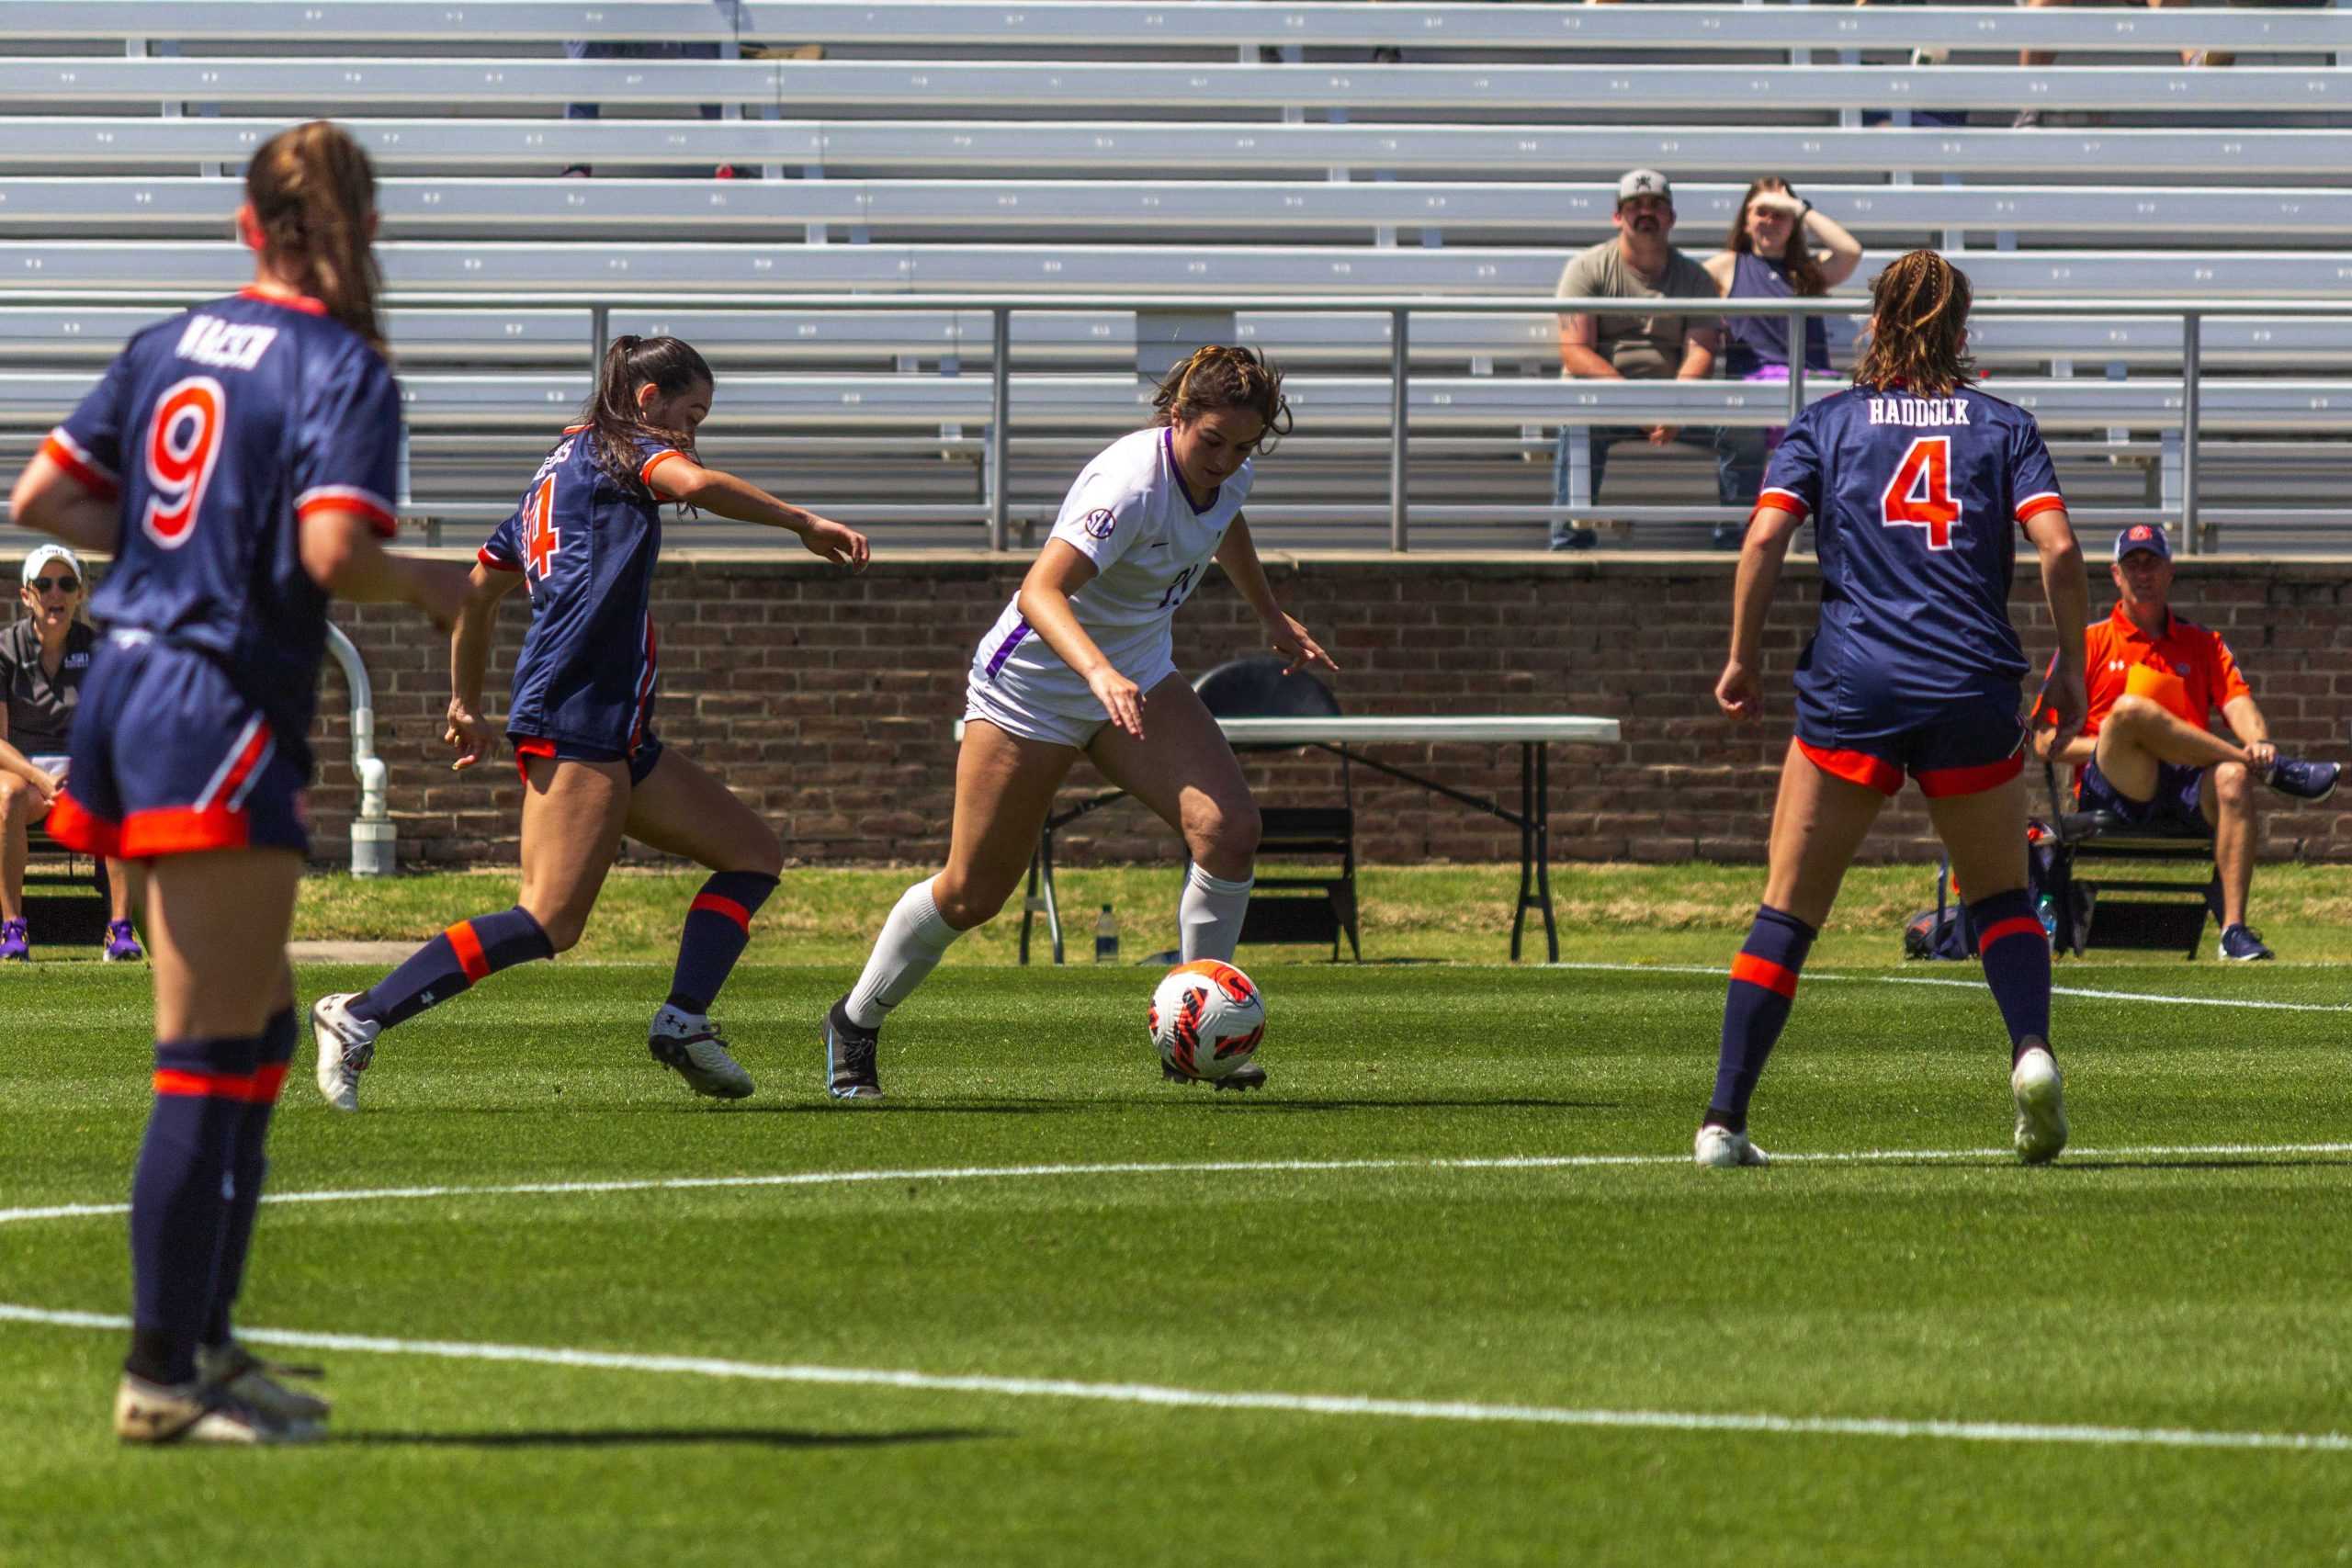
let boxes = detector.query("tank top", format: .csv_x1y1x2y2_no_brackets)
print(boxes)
1722,251,1832,379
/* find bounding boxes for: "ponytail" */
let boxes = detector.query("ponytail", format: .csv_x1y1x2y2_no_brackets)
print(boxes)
1149,344,1293,454
574,334,715,496
1852,248,1976,399
245,120,385,355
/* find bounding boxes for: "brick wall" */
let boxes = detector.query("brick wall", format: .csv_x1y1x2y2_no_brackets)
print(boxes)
303,550,2352,869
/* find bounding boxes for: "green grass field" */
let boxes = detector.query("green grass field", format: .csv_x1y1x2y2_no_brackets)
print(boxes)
6,871,2352,1564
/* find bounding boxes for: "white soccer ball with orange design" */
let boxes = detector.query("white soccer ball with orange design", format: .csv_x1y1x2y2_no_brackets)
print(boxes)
1148,960,1266,1082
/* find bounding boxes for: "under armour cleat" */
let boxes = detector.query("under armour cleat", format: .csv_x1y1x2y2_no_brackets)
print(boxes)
2011,1043,2069,1165
311,992,379,1112
823,997,883,1101
196,1341,329,1435
114,1374,315,1446
2265,756,2340,803
0,918,27,962
649,1002,754,1100
1694,1123,1770,1168
1161,1060,1268,1092
102,920,144,963
2219,923,2275,962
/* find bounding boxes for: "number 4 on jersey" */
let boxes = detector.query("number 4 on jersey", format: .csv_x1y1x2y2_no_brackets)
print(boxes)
1881,435,1961,550
520,475,560,580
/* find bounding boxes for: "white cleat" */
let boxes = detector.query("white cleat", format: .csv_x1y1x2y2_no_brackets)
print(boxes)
649,1003,754,1100
2011,1043,2068,1165
311,992,379,1113
114,1374,316,1446
1694,1123,1770,1168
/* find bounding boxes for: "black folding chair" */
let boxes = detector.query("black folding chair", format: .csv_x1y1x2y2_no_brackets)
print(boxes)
2041,761,2219,959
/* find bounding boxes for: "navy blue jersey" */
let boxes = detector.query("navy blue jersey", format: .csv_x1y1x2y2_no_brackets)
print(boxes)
45,288,401,773
478,424,686,753
1758,384,2064,707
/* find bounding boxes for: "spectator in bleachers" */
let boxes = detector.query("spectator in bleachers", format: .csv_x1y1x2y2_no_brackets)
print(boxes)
2013,0,2221,128
1702,180,1862,548
561,1,744,177
0,545,141,962
1550,169,1736,551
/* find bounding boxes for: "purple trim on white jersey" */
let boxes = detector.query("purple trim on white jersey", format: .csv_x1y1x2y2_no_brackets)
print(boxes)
983,619,1031,680
1161,426,1219,516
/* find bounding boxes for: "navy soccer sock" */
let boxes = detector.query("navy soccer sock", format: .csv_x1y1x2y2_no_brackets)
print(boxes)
201,1007,296,1350
1969,888,2053,1064
1705,906,1818,1134
666,871,779,1015
348,907,554,1030
126,1035,265,1386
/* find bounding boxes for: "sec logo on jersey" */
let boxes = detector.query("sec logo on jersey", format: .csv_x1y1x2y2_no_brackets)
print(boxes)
1082,507,1116,539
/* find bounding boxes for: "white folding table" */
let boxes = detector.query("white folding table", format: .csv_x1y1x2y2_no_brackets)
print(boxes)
965,714,1623,964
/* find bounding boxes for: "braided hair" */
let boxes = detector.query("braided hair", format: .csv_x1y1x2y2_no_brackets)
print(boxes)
1851,249,1976,398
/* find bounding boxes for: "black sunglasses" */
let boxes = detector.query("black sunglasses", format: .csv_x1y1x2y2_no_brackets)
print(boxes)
28,575,78,594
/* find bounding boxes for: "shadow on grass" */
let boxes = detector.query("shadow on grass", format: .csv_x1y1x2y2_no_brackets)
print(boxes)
1206,1097,1620,1113
340,1425,1001,1450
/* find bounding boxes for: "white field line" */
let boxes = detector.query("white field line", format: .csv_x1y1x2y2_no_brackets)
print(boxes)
1545,960,2352,1013
6,1142,2352,1231
0,1301,2344,1455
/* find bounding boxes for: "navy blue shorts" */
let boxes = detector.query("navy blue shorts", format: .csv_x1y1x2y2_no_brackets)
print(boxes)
46,635,310,860
511,731,665,788
1793,685,2027,799
2077,756,2209,833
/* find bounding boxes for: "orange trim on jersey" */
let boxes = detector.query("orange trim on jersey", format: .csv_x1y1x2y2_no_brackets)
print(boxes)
639,448,688,490
478,546,524,571
237,285,328,316
1728,953,1801,1000
1796,739,1903,796
1916,753,2025,799
1977,915,2047,951
40,431,119,500
445,919,491,984
153,1064,289,1103
41,791,122,857
1752,487,1809,524
513,736,559,785
689,893,753,932
118,806,253,859
297,487,399,539
2015,492,2067,524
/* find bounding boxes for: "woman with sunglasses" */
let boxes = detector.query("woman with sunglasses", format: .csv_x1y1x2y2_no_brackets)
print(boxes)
0,544,141,961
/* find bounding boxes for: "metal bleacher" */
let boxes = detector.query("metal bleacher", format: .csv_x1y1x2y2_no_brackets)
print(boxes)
1,0,2347,552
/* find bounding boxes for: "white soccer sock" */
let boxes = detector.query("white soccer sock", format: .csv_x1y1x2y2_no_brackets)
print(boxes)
844,877,964,1029
1179,864,1255,964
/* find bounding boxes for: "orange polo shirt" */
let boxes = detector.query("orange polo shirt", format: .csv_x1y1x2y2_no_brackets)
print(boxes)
2080,604,2251,739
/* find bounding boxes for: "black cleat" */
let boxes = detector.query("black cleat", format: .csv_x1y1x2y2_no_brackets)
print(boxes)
1162,1060,1268,1092
823,997,883,1101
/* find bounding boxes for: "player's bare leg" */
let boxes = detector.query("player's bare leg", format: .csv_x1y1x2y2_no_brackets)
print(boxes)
1091,673,1267,1085
1700,740,1887,1168
831,721,1080,1099
516,754,631,952
1927,773,2066,1163
624,750,785,1099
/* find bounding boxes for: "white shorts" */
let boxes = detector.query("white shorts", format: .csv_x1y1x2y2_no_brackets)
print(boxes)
28,754,68,779
961,655,1181,750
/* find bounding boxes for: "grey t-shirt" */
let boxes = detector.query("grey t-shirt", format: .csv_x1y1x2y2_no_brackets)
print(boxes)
0,617,95,755
1555,241,1719,380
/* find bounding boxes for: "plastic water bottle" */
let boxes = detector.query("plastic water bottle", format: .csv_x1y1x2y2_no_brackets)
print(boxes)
1093,904,1120,964
2035,893,2059,942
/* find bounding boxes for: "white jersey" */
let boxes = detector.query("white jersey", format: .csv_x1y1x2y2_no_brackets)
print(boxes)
969,426,1254,719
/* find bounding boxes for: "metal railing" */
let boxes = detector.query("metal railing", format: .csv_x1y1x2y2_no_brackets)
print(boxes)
8,288,2352,552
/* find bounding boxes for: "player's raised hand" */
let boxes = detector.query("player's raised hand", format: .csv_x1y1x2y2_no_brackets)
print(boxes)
1266,613,1339,677
799,515,870,571
1714,657,1763,720
445,700,495,772
1087,663,1146,740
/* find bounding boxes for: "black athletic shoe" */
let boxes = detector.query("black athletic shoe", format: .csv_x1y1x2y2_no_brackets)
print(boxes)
823,997,883,1101
2265,756,2340,803
1162,1061,1268,1092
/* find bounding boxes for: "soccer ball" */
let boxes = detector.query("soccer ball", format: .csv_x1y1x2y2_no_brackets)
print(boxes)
1148,960,1265,1082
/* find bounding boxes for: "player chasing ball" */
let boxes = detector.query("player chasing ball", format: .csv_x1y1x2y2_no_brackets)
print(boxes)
1702,249,2088,1170
310,334,868,1110
820,344,1334,1100
8,121,470,1441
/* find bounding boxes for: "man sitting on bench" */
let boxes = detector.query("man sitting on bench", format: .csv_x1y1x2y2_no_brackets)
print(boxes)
2034,524,2339,962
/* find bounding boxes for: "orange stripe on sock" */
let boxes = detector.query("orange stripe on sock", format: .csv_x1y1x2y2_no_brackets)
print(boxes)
446,919,490,984
153,1068,277,1103
689,893,752,932
1729,953,1801,1000
1978,915,2047,952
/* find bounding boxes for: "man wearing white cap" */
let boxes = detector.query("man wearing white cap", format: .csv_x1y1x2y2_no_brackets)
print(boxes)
1,545,141,961
1552,168,1742,550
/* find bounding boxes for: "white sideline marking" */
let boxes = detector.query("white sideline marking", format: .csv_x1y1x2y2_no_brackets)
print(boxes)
1,1302,2344,1455
1547,961,2352,1013
6,1142,2352,1231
